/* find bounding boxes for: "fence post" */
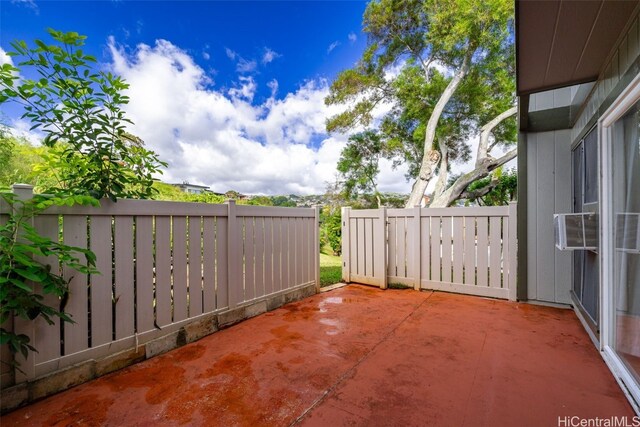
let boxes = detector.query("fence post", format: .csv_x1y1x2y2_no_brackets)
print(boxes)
226,199,241,308
377,206,388,289
341,207,351,283
11,184,36,383
314,206,321,292
508,201,518,301
413,206,422,291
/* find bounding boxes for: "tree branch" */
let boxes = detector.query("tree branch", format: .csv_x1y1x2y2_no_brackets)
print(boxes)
430,147,516,207
476,106,517,168
460,177,499,200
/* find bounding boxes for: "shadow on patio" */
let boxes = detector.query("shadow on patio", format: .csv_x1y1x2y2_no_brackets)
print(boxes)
1,285,633,426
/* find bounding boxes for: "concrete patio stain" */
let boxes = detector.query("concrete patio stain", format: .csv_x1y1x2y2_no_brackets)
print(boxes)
1,285,635,426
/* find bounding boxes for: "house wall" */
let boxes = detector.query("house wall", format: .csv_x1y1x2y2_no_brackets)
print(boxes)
525,129,572,304
523,10,640,306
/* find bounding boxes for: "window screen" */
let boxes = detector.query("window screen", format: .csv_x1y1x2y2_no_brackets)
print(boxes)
584,129,598,204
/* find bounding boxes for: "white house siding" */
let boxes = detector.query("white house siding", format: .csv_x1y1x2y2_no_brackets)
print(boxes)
526,130,572,304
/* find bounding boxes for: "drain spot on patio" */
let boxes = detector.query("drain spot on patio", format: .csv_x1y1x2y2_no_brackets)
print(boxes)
106,357,186,404
265,325,305,353
44,393,114,426
164,351,293,425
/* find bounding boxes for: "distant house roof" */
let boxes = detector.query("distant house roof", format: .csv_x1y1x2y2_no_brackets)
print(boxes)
172,182,211,189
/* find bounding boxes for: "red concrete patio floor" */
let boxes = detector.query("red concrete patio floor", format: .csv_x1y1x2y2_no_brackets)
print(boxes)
2,285,634,426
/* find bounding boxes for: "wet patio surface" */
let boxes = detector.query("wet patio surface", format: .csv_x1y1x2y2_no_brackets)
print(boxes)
2,285,634,426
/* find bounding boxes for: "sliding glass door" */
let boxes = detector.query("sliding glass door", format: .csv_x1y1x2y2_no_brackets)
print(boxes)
601,75,640,405
572,128,599,329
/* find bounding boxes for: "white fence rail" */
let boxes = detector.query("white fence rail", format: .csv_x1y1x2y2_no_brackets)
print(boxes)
342,204,517,300
1,188,319,387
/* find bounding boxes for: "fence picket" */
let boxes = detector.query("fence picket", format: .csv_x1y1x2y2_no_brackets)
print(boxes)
255,217,265,298
430,217,442,282
288,218,296,289
476,217,489,288
216,217,229,309
489,216,502,288
202,217,216,312
189,216,203,317
264,218,274,294
452,217,464,284
463,217,476,286
155,216,172,327
396,218,406,278
420,217,430,285
244,217,255,301
172,217,188,322
63,215,89,355
388,217,397,277
442,217,452,283
114,216,135,340
34,215,63,360
136,216,155,333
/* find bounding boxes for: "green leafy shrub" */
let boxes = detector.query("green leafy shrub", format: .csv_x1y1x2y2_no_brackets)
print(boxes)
321,208,342,256
0,191,98,366
0,29,166,201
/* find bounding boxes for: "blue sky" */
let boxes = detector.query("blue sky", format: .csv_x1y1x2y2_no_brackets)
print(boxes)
1,0,412,195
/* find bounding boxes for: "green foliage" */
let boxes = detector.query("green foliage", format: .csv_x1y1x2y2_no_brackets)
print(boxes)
326,0,515,204
465,168,517,206
0,190,98,366
320,207,342,256
0,29,166,201
319,248,342,287
151,182,226,204
246,196,274,206
337,130,385,206
270,196,297,207
0,127,56,191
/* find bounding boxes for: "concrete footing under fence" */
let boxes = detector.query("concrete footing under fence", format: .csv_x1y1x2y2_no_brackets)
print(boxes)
0,283,316,414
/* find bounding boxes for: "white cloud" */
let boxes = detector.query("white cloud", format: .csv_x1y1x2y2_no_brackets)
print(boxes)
225,48,237,61
202,52,210,60
225,48,257,73
10,0,38,13
348,32,357,44
228,76,257,102
267,79,278,98
9,119,44,145
0,48,13,66
107,38,411,195
262,47,280,65
236,57,257,73
327,41,340,54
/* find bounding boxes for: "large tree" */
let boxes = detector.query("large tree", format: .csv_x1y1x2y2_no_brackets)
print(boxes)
326,0,516,208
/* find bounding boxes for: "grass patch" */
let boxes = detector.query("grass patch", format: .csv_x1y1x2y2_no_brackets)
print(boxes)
320,246,342,288
388,282,412,290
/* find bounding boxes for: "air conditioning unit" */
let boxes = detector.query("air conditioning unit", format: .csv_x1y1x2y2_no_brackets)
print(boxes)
554,213,598,250
616,213,640,254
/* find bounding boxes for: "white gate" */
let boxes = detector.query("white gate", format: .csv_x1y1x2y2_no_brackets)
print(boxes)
341,208,387,288
341,204,517,300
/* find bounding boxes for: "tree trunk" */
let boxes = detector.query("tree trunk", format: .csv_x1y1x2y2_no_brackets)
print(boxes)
432,144,449,201
428,106,517,208
405,52,472,208
430,148,516,207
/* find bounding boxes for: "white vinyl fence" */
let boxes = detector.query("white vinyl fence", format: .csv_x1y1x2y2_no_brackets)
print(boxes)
342,204,517,300
1,186,319,387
